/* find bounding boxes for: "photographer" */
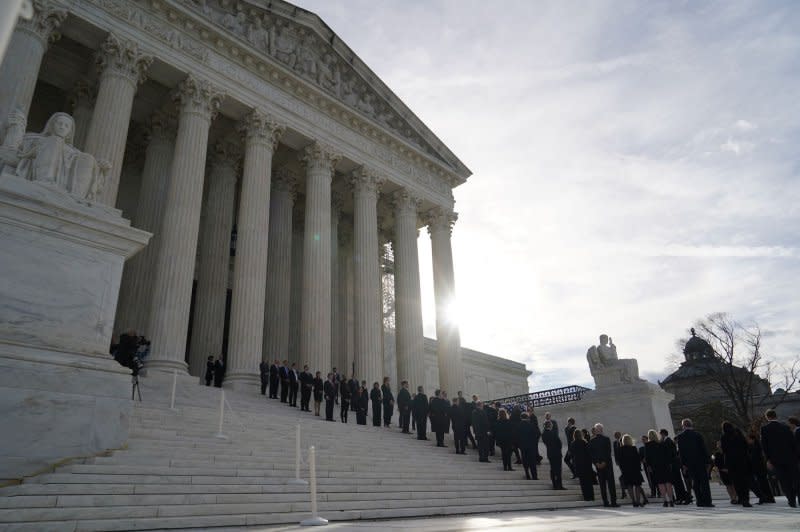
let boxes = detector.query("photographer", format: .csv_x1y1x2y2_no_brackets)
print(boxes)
111,329,146,376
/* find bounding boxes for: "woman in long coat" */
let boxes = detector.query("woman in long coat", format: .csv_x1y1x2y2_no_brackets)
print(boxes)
720,421,752,507
494,409,514,471
370,382,382,427
618,434,646,506
541,420,565,490
381,377,394,427
569,428,594,501
645,429,674,506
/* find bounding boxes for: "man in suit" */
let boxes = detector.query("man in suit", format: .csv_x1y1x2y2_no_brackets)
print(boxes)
348,375,359,412
213,357,225,387
332,367,340,405
397,380,412,434
288,362,299,407
471,401,491,462
486,403,498,456
564,418,578,478
761,409,799,507
205,355,215,387
279,360,289,403
461,392,477,449
412,386,429,440
430,390,449,447
589,423,619,507
268,360,279,399
323,373,336,421
299,365,313,412
676,418,713,507
259,360,269,395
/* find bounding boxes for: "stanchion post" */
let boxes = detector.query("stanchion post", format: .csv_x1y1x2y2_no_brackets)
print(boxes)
299,446,327,526
214,389,227,440
169,369,177,410
288,423,308,485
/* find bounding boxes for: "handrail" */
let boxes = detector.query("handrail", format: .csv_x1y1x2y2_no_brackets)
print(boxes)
487,385,591,409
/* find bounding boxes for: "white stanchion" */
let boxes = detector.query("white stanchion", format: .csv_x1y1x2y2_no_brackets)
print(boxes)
299,446,327,526
214,389,227,440
288,423,308,485
169,369,177,410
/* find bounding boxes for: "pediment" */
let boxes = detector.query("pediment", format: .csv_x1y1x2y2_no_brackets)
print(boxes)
177,0,470,183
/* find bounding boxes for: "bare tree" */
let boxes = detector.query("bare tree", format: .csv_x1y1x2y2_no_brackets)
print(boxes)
690,312,799,430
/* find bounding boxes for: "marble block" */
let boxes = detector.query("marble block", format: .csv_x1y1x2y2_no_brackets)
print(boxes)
0,174,149,480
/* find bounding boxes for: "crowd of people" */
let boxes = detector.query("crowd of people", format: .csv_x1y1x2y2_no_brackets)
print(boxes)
254,361,800,510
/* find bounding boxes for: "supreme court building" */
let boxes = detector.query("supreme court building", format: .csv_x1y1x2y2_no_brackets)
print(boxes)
0,0,529,398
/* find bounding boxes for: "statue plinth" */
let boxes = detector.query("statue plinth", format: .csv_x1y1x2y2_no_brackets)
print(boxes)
0,112,151,480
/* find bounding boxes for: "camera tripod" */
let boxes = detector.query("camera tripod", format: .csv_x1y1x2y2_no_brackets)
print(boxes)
131,374,142,401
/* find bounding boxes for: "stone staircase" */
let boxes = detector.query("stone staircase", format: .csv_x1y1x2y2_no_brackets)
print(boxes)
0,373,597,531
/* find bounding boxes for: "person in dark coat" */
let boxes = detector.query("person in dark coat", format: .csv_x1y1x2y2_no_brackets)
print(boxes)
564,418,578,478
299,365,313,412
450,398,467,454
510,406,523,465
676,418,713,507
541,420,565,490
646,429,674,507
720,421,752,507
517,413,538,479
486,403,499,456
268,360,279,399
288,363,299,407
618,434,646,507
746,429,775,504
471,401,491,462
355,383,369,425
279,360,289,403
259,361,268,395
205,356,214,387
213,357,224,387
323,373,336,421
463,394,477,449
339,376,351,423
613,432,627,499
348,375,359,412
312,371,324,416
429,390,449,447
412,386,429,440
661,428,689,505
589,424,618,507
712,440,736,503
570,428,595,501
760,409,799,507
494,409,514,471
397,381,412,434
530,410,542,465
381,377,394,427
640,435,655,498
370,382,382,427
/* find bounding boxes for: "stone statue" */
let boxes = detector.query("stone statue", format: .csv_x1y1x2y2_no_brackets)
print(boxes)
9,112,107,201
586,334,642,388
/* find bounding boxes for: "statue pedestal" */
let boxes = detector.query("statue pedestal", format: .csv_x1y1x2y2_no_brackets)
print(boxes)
0,175,150,481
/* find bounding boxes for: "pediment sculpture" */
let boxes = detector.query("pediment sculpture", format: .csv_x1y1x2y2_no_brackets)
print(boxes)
0,110,107,202
586,334,643,388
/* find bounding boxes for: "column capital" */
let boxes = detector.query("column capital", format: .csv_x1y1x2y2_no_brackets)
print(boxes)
16,0,67,45
331,190,345,217
350,166,384,198
95,33,153,86
145,108,178,143
237,109,284,150
425,206,458,236
273,166,299,199
301,142,340,175
208,138,242,178
67,79,95,111
392,188,422,217
172,75,226,121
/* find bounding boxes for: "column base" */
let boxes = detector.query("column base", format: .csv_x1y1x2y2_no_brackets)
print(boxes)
223,373,260,393
144,358,189,375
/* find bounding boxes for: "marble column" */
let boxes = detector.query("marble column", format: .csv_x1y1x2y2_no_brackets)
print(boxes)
288,210,304,366
84,33,152,207
263,167,297,366
330,192,343,374
351,166,384,385
115,110,176,335
225,111,283,390
338,221,354,375
146,76,224,373
393,189,425,389
427,207,464,395
187,140,239,378
67,80,94,150
0,0,65,130
299,143,340,374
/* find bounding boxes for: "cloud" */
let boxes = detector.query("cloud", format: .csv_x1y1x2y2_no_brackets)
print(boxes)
294,0,800,391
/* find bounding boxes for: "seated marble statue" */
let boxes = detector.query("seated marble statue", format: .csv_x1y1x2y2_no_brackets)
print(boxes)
586,334,641,387
9,112,106,201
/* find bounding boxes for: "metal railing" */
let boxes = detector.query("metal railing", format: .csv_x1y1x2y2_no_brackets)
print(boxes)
487,385,591,409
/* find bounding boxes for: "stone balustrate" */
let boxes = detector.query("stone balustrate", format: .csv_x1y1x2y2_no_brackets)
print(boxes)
0,0,66,130
299,143,340,374
225,110,284,390
263,167,297,366
426,207,464,395
393,189,425,390
84,33,153,207
351,166,384,385
146,76,224,373
187,140,240,378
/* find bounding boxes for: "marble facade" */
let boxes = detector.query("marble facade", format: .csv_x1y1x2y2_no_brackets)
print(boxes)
0,0,533,414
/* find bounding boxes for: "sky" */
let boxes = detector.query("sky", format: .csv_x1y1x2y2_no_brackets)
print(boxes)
293,0,800,392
